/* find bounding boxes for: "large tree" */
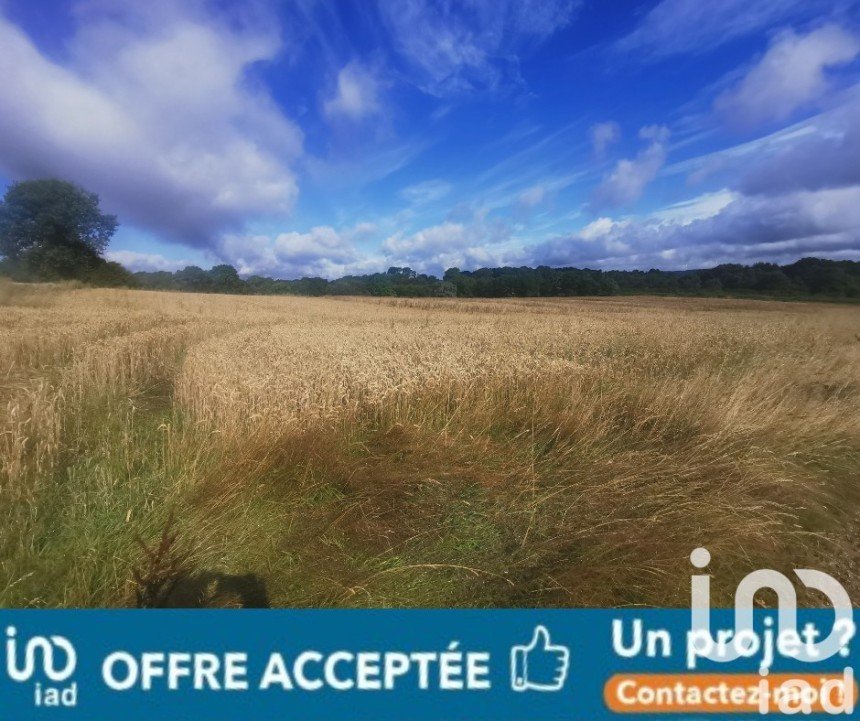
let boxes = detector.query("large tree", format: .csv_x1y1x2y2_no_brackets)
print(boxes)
0,179,118,280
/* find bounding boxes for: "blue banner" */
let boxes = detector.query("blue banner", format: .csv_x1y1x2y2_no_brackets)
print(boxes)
1,609,856,720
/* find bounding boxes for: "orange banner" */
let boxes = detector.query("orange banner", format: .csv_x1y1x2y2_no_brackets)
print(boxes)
604,672,857,714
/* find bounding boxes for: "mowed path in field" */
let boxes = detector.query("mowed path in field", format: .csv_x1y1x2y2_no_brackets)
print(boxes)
2,283,858,607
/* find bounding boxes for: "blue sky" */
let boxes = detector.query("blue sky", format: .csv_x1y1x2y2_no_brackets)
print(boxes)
1,0,859,278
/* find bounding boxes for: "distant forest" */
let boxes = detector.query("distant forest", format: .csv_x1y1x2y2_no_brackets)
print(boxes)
3,254,860,301
127,257,860,300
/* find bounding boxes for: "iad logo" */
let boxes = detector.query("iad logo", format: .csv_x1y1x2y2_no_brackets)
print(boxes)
688,547,855,670
5,626,78,707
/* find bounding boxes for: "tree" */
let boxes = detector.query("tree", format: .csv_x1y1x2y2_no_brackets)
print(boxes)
0,179,118,280
208,264,245,293
87,260,136,288
175,265,212,292
15,241,103,281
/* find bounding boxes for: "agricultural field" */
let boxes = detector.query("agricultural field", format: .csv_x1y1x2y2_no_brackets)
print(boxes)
1,281,858,608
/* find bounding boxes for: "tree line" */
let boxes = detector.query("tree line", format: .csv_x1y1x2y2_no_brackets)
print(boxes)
130,259,860,299
2,179,859,300
442,260,860,299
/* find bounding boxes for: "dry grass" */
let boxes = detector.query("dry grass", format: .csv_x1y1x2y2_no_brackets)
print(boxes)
1,285,858,607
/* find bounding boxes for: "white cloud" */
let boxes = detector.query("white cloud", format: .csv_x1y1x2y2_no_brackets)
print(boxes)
219,225,380,278
615,0,820,59
715,25,860,129
663,118,819,183
579,217,622,240
0,5,302,247
214,181,860,278
377,0,580,95
382,222,469,256
649,188,738,224
323,61,383,121
218,213,520,279
577,217,632,254
106,250,192,272
576,190,734,257
381,216,522,275
592,125,670,207
590,121,621,157
534,185,860,269
400,179,452,205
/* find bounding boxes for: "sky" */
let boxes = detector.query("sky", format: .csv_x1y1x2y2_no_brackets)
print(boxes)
1,0,859,278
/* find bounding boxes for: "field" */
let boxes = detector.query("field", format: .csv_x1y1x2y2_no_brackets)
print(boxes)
1,281,858,607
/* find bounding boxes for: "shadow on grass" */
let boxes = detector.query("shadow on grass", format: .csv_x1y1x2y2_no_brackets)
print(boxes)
153,571,270,608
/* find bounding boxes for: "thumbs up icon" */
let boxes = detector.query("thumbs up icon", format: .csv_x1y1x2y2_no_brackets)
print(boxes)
510,625,570,692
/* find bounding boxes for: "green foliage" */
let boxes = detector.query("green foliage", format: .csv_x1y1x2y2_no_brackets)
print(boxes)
87,260,136,288
127,258,860,300
0,179,118,282
447,259,860,299
208,264,245,294
137,265,267,295
12,239,103,281
0,179,117,258
133,265,454,297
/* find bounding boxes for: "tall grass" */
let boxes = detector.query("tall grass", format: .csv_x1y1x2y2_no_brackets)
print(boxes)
1,287,857,606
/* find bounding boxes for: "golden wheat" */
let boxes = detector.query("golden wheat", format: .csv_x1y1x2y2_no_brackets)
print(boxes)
1,283,857,606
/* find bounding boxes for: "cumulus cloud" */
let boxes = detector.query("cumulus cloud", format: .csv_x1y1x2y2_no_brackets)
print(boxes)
615,0,821,59
0,4,302,247
716,25,860,130
323,61,383,121
219,225,380,278
381,214,521,275
533,186,860,269
382,222,469,256
579,217,623,241
377,0,580,95
592,125,670,208
217,211,521,279
590,121,621,157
